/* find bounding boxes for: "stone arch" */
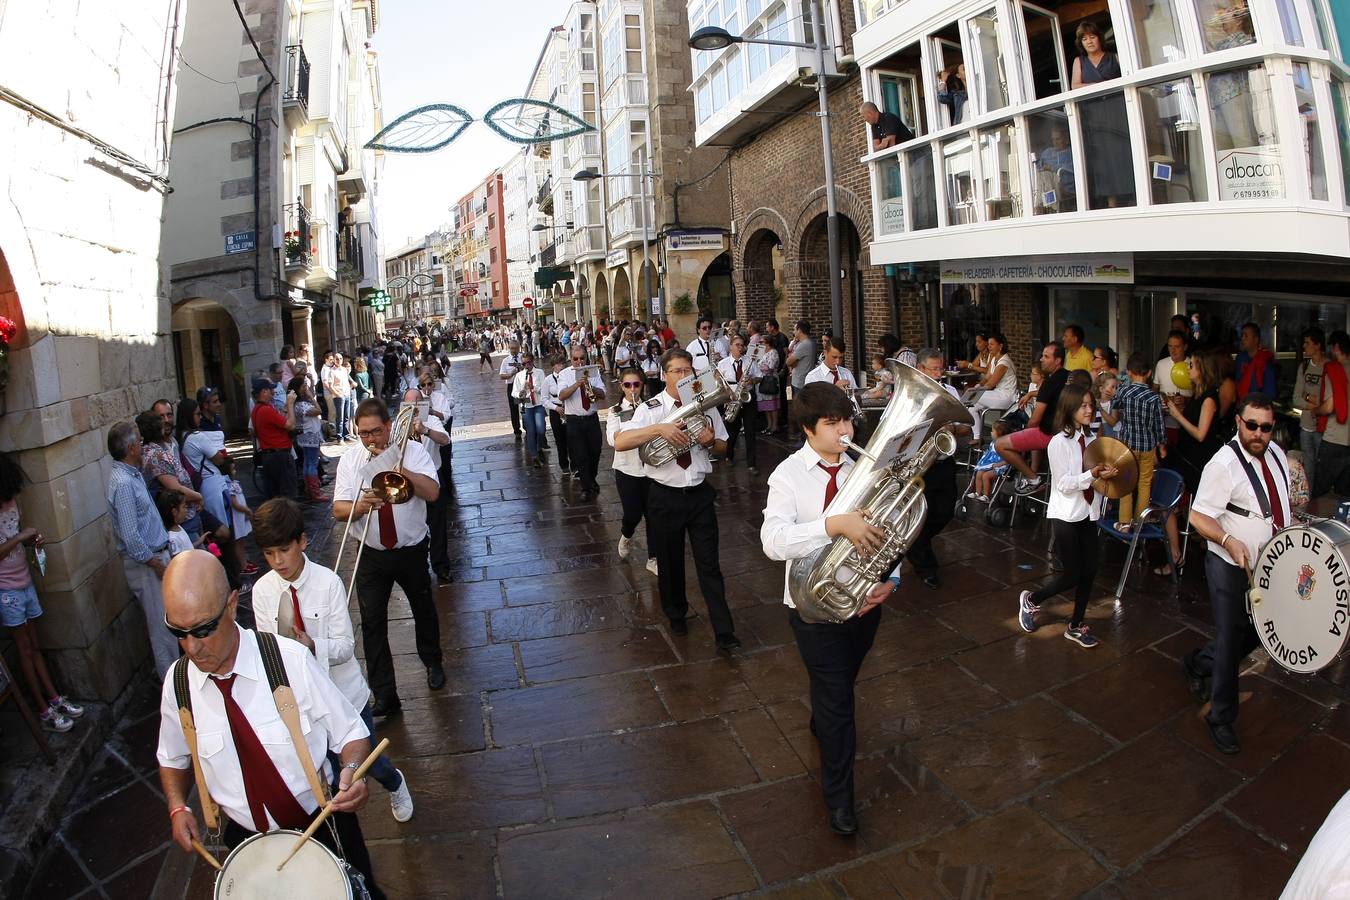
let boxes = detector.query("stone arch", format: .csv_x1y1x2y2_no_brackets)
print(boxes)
789,184,875,263
170,296,248,432
591,271,608,325
610,267,632,321
736,206,792,262
694,252,735,322
794,210,866,367
737,228,785,326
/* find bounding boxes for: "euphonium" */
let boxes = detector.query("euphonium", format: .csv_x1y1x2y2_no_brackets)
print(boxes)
787,360,973,624
639,370,732,466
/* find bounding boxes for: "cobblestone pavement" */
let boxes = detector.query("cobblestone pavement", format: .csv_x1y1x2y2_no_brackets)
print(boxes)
25,351,1350,899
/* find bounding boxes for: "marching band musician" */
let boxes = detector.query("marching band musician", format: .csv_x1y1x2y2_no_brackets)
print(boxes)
332,398,446,722
1183,394,1290,755
804,336,859,392
614,349,741,651
403,387,452,583
712,321,732,361
760,383,899,836
156,551,387,899
511,351,549,468
544,356,573,478
607,367,658,577
557,347,608,502
716,334,760,474
498,339,524,443
690,316,718,372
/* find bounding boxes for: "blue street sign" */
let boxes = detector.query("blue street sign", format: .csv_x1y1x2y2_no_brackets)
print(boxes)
225,231,256,254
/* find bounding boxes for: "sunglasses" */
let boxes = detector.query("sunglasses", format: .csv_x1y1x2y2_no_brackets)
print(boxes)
164,599,230,640
1241,419,1275,434
622,381,643,388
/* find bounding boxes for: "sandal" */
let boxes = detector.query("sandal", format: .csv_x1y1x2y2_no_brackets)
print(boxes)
1153,554,1185,577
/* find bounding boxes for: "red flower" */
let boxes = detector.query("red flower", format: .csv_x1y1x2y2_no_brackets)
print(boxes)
0,316,17,345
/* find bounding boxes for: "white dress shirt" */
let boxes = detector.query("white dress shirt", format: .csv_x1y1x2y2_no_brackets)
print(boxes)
717,355,760,392
499,354,522,381
805,362,859,391
1045,429,1104,523
557,365,605,417
1192,439,1291,568
512,366,547,409
332,438,439,549
607,398,647,478
761,444,900,608
641,355,661,379
689,337,715,372
156,625,368,829
713,335,731,359
251,556,367,713
429,384,456,422
415,413,449,461
544,371,566,414
627,390,728,488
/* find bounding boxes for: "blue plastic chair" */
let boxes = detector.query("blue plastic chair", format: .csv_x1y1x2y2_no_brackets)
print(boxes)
1098,467,1185,598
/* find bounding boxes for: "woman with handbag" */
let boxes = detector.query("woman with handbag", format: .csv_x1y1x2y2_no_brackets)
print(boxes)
756,344,782,434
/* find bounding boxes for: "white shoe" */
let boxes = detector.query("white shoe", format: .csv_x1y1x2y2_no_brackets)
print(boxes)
645,558,658,576
40,708,73,733
389,769,414,822
618,535,632,560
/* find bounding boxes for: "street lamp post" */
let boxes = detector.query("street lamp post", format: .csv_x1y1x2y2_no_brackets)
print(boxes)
689,0,843,343
574,164,660,323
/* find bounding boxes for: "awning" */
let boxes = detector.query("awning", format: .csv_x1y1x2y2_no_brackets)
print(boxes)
534,266,573,289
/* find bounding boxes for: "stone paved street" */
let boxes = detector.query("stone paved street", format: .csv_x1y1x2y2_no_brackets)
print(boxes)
25,351,1350,899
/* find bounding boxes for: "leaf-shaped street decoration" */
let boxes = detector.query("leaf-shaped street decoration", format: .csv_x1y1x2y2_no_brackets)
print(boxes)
385,275,410,289
410,273,436,287
365,104,474,153
482,99,595,144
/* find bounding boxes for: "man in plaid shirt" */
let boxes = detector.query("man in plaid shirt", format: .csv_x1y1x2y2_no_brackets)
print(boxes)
1115,352,1167,528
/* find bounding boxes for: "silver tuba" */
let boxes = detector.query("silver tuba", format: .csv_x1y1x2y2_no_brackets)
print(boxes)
788,360,973,624
639,370,732,466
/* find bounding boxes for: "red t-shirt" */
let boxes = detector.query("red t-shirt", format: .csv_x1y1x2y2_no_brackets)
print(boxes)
252,403,292,449
1321,360,1348,434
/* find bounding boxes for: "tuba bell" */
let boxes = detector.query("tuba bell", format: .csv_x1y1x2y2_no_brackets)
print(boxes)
788,360,973,623
639,370,732,467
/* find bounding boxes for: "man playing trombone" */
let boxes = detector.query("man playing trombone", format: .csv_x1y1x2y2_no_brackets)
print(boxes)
332,398,446,722
557,348,607,502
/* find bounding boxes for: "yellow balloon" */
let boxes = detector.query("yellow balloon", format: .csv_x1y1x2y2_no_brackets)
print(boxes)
1171,360,1193,391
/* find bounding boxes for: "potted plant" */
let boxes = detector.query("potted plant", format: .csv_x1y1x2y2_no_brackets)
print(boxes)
671,292,694,315
0,314,18,394
284,231,304,262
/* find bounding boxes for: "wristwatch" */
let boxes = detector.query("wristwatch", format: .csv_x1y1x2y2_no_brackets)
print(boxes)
342,761,366,784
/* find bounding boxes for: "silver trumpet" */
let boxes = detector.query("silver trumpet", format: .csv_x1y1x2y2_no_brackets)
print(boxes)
639,370,732,466
787,359,973,623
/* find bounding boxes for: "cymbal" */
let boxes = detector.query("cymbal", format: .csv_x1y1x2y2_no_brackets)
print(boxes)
1084,435,1138,499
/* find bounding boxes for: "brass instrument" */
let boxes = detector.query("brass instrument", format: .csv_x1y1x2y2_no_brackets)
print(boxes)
515,367,536,403
639,370,732,466
334,403,418,600
576,364,600,404
723,343,766,424
787,360,973,623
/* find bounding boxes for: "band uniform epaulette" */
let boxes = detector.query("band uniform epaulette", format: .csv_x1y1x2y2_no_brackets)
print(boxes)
645,398,662,409
619,408,636,423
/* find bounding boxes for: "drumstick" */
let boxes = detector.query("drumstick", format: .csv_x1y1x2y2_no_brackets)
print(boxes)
192,839,222,871
276,738,390,872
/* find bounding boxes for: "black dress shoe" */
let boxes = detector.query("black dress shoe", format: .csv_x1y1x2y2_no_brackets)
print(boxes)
828,807,858,836
1208,720,1240,754
370,697,402,721
1182,653,1207,704
920,573,941,590
715,633,742,652
426,664,446,691
669,618,688,636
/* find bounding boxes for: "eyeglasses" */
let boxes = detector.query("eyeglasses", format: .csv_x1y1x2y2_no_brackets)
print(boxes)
164,598,230,640
666,366,694,376
356,427,385,439
1241,419,1275,434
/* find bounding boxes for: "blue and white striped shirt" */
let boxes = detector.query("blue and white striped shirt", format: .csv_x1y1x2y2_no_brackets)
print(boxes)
107,460,169,563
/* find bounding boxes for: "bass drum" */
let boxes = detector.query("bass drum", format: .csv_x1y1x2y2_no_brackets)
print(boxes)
1250,520,1350,674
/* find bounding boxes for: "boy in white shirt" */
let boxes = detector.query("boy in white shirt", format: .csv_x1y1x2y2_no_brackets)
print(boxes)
760,382,899,838
804,336,859,393
249,497,415,823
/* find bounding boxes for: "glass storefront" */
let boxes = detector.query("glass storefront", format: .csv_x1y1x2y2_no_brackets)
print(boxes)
1052,288,1111,354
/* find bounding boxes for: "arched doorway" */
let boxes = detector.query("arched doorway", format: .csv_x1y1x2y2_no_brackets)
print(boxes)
171,298,248,433
591,272,607,325
695,252,734,322
798,213,864,367
610,267,632,322
740,228,784,324
636,259,657,318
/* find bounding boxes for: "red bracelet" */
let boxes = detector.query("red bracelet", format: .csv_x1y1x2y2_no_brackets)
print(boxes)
169,805,191,820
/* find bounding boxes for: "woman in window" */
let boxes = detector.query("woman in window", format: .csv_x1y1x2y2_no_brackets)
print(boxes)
1072,22,1134,208
936,63,967,125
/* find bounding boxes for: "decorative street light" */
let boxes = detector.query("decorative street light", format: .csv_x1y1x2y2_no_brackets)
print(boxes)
689,0,843,344
574,156,661,321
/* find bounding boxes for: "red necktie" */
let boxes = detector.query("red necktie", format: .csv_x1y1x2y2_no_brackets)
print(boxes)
672,400,691,469
1079,435,1094,505
735,361,743,382
378,502,397,549
289,586,306,636
1260,455,1285,529
579,371,591,411
212,674,311,832
819,463,842,511
527,371,536,404
831,369,840,385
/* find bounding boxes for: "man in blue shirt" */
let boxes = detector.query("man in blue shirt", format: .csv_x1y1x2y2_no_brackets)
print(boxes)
1235,322,1277,399
106,420,179,677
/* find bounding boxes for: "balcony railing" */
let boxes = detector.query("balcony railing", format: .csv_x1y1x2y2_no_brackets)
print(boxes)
283,201,311,269
536,175,553,206
283,45,310,109
337,223,363,278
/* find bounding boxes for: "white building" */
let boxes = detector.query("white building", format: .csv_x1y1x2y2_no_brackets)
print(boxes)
383,233,452,328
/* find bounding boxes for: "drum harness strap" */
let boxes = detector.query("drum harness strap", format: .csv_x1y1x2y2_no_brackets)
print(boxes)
174,631,349,859
1222,439,1285,526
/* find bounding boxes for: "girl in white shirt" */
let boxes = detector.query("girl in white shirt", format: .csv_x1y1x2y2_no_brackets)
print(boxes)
607,368,656,575
1016,383,1117,648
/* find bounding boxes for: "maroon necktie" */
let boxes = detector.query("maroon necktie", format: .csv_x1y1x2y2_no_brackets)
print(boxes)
579,370,591,411
378,502,397,549
831,369,840,385
1260,455,1285,529
289,586,306,636
212,674,311,832
672,400,691,469
735,361,742,382
819,463,842,511
1079,435,1094,505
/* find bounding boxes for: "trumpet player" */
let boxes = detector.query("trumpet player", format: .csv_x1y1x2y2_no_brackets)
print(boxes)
558,348,607,501
511,352,548,468
614,349,740,651
760,383,899,837
804,336,859,392
716,334,760,474
607,367,658,577
690,316,717,372
332,398,445,721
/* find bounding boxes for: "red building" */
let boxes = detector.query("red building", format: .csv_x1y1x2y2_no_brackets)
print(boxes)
451,170,509,320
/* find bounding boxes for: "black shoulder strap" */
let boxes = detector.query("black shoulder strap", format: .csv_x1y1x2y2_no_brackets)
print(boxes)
254,630,290,692
1227,440,1273,520
173,655,193,714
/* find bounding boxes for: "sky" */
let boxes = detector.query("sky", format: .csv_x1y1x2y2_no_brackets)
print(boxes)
372,0,563,250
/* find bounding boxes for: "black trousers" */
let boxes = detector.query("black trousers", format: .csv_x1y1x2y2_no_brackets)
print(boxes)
615,470,652,553
1029,517,1099,627
426,467,451,572
506,389,522,436
789,607,882,811
353,537,442,704
1189,552,1260,726
907,457,956,578
648,481,734,636
548,409,571,471
223,812,384,900
259,448,298,501
724,402,758,467
566,414,603,492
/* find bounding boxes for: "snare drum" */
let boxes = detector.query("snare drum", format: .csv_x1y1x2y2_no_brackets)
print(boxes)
214,829,353,900
1251,519,1350,674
